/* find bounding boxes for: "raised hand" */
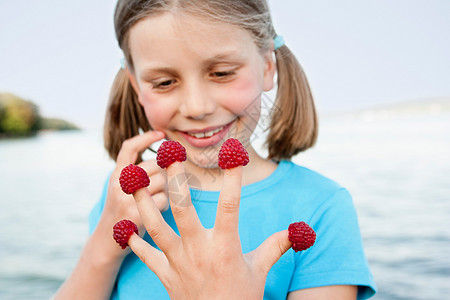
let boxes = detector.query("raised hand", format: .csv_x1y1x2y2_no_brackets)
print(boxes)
100,130,167,257
124,148,292,299
53,131,167,300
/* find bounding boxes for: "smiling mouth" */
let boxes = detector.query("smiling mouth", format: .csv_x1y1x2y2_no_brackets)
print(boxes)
183,120,234,139
185,126,225,138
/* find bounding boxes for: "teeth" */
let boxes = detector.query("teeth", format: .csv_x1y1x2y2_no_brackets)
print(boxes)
192,132,205,138
204,130,215,138
188,126,223,138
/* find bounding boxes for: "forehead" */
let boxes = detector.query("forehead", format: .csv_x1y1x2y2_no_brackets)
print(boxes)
127,12,258,66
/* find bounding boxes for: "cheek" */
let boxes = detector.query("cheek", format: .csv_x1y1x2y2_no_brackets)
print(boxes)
223,75,263,115
139,94,174,130
222,76,263,138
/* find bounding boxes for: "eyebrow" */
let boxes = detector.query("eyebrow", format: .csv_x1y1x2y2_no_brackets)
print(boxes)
139,66,178,79
201,51,245,73
204,51,244,64
138,50,245,78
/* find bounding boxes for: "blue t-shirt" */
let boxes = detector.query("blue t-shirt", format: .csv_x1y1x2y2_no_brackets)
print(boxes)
90,160,377,299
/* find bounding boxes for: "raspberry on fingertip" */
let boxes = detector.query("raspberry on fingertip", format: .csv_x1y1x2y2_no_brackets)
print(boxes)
119,164,150,194
156,141,187,169
288,221,316,252
113,219,139,249
218,138,249,169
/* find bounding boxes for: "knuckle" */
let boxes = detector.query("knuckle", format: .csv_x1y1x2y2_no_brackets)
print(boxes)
138,159,157,173
169,190,191,208
146,223,162,240
220,194,239,213
151,172,166,187
136,251,149,266
152,193,169,212
170,202,189,214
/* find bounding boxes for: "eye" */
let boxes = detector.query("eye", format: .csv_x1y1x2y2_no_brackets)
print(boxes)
213,71,233,77
210,69,236,81
152,79,176,89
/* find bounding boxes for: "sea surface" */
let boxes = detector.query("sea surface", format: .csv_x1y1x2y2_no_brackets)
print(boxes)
0,112,449,299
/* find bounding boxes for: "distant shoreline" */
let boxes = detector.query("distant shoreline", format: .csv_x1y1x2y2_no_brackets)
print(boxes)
0,117,80,139
0,92,80,138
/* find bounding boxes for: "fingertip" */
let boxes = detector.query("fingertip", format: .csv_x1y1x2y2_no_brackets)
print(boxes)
154,130,166,138
279,229,289,237
273,229,291,252
279,229,292,252
145,130,165,141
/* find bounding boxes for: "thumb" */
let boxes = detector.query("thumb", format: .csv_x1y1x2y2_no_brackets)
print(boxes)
249,230,292,274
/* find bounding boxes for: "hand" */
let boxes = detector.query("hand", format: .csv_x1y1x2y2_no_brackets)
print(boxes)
128,161,292,299
53,130,168,300
98,130,167,258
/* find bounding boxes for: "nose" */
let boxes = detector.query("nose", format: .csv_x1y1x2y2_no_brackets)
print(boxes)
179,79,216,120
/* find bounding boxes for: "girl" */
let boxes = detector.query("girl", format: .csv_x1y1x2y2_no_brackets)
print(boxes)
55,0,376,299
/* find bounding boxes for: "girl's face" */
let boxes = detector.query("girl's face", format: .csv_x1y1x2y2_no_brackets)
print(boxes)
127,13,275,169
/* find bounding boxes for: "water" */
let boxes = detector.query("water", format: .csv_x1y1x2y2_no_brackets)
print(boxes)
0,113,449,299
0,130,114,299
296,113,450,299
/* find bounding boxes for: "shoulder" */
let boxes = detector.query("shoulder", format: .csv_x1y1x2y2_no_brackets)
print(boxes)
274,161,359,229
276,160,346,199
280,160,340,184
245,160,353,225
288,161,355,215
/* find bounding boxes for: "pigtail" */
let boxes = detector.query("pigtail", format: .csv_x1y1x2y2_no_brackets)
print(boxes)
266,45,318,161
103,68,151,163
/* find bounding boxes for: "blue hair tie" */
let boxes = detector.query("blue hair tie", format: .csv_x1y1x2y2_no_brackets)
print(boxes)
120,57,126,69
273,35,285,51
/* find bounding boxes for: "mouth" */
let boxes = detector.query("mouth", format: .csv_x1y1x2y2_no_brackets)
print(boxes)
179,120,235,147
185,125,226,139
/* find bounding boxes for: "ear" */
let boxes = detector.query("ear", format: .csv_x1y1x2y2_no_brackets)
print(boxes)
124,67,141,99
262,49,276,92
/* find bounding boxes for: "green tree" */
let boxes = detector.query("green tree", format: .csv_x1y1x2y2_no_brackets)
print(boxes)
0,93,40,135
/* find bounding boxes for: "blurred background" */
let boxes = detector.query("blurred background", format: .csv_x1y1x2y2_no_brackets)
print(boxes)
0,0,449,299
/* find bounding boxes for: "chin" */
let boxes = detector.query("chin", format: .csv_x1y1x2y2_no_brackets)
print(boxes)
185,151,221,169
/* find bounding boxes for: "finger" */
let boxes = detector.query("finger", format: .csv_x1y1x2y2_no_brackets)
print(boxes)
152,192,170,212
248,230,291,274
138,159,160,176
133,188,180,253
145,171,167,196
139,160,169,212
214,166,242,238
166,162,202,236
116,131,165,168
128,233,168,277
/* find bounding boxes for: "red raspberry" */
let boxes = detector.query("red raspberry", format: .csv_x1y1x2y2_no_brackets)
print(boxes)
288,221,316,252
218,138,249,169
113,219,138,249
157,140,187,169
119,164,150,194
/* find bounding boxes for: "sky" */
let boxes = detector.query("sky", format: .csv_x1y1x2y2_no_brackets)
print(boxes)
0,0,449,128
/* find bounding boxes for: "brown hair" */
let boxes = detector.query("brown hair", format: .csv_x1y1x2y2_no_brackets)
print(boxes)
104,0,318,162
